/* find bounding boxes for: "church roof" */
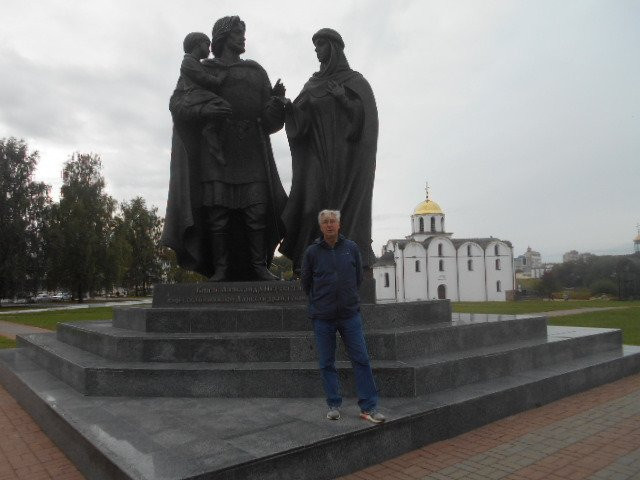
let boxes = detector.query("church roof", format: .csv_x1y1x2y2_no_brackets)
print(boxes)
373,251,395,267
413,199,442,215
452,238,513,248
634,234,640,243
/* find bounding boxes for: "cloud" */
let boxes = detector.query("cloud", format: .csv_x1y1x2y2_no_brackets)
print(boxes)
1,0,639,262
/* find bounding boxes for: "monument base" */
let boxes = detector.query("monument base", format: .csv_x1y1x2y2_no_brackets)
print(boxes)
2,287,640,478
152,278,376,307
2,329,639,480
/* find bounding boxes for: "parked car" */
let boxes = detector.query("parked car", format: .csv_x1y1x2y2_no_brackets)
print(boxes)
34,293,51,302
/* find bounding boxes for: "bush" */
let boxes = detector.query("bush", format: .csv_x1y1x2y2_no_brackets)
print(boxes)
566,288,592,300
589,278,618,296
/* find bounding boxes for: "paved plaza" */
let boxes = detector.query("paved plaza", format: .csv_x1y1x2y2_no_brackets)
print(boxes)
0,372,638,479
342,373,640,480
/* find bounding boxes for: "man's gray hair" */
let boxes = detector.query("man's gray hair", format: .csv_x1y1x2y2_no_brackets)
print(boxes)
318,209,341,224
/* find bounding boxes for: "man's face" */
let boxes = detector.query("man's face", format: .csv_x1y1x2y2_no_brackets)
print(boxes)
314,38,331,63
226,25,246,54
320,215,340,238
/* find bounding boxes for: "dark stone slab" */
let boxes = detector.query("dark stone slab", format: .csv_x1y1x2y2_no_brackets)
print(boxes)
58,315,547,364
114,300,451,334
18,326,626,398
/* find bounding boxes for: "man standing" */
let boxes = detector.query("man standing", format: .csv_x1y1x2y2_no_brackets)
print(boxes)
301,210,385,423
162,16,287,281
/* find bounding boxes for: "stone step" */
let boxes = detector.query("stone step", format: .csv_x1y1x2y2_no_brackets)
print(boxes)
56,314,548,363
17,326,622,398
112,300,451,333
1,344,639,480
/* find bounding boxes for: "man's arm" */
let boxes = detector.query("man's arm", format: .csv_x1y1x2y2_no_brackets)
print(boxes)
300,247,314,295
354,244,363,289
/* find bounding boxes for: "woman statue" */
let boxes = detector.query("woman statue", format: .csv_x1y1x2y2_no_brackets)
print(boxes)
280,28,378,272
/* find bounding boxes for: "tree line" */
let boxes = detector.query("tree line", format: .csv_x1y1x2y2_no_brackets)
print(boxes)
522,254,640,300
0,137,179,302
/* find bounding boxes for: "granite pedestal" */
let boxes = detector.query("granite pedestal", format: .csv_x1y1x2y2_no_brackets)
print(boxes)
1,282,639,479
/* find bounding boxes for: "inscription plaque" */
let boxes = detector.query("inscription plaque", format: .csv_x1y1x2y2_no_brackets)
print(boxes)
153,281,308,308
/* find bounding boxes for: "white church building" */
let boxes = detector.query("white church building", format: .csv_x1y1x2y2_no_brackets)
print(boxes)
373,189,515,302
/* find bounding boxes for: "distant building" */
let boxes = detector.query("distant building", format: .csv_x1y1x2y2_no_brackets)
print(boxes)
634,225,640,254
514,247,544,278
373,187,515,302
562,250,594,263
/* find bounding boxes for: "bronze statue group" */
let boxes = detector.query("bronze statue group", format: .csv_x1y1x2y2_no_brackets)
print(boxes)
161,16,384,423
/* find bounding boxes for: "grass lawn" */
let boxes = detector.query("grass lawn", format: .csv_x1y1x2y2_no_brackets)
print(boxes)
0,307,114,331
548,309,640,346
452,300,640,314
453,300,640,346
0,336,17,348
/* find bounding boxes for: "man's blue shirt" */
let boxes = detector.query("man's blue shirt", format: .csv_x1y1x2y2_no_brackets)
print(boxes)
301,235,363,320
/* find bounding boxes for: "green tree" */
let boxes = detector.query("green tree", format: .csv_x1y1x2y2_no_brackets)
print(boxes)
0,138,51,300
538,270,559,299
159,247,206,283
118,197,163,296
46,153,115,302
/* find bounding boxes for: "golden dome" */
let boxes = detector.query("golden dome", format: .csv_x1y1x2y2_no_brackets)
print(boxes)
634,234,640,243
413,199,443,215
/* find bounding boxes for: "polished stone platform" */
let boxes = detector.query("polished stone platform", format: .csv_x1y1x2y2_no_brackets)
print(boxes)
1,289,640,479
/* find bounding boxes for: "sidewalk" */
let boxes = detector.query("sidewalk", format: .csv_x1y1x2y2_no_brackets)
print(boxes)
543,306,625,317
341,373,640,480
0,384,84,480
0,321,50,340
0,299,151,316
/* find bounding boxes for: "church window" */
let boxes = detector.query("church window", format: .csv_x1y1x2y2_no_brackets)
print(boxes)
419,217,424,232
494,244,499,256
439,259,444,271
495,259,501,270
415,260,420,272
437,284,446,299
467,259,473,271
438,243,443,256
430,217,436,232
496,280,502,292
384,273,390,287
441,217,444,231
467,244,472,256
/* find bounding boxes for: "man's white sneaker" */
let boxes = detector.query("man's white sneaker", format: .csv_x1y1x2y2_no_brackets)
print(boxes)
360,410,386,423
326,407,341,420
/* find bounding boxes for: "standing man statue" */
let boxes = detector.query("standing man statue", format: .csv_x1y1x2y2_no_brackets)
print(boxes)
301,210,385,423
161,16,287,281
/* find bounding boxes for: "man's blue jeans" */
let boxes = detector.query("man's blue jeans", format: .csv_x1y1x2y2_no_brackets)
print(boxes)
312,312,378,412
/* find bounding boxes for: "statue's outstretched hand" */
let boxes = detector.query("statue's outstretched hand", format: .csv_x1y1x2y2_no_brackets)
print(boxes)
272,79,286,98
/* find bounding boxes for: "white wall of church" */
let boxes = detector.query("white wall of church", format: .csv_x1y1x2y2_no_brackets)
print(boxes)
484,241,514,301
402,242,428,301
426,238,458,300
457,242,487,301
374,266,396,303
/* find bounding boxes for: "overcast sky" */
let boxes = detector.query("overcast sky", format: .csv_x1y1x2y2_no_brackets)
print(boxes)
1,0,638,262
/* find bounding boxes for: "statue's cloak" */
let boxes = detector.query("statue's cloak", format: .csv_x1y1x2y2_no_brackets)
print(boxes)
280,69,378,271
161,59,287,279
